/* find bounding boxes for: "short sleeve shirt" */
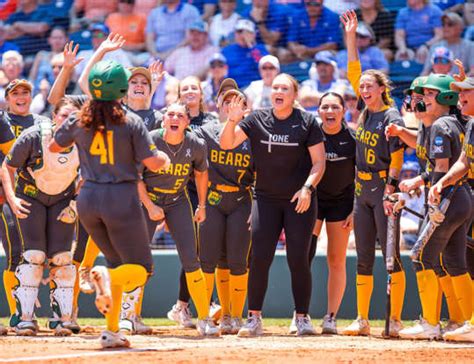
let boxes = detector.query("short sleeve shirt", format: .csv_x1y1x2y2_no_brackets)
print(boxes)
429,115,465,170
123,105,162,132
0,112,46,144
54,112,158,183
463,118,474,182
239,108,324,200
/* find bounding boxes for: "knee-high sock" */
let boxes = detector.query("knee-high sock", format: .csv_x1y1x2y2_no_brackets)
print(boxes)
80,237,100,269
230,272,248,319
471,279,474,325
416,270,439,326
439,275,464,323
390,271,406,321
3,270,17,316
451,273,473,322
72,261,81,314
356,274,373,320
436,277,443,322
203,272,215,304
106,264,147,332
185,269,209,320
216,268,230,316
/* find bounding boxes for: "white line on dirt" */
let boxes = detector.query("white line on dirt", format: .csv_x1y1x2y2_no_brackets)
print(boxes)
0,347,180,363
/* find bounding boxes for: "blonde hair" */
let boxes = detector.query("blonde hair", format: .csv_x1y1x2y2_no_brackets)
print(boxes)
178,76,206,113
357,69,394,126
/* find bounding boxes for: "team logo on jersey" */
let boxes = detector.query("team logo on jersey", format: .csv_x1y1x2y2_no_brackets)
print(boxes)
355,181,362,197
208,190,222,206
186,148,191,158
432,136,444,153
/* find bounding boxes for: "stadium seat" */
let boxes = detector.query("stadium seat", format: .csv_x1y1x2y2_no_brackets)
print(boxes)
280,60,312,83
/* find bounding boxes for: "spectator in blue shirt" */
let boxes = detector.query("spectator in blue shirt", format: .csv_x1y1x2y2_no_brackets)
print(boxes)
336,21,388,76
395,0,443,63
241,0,292,62
222,19,268,88
287,0,342,60
431,0,464,12
187,0,217,21
4,0,53,57
146,0,201,60
0,22,19,60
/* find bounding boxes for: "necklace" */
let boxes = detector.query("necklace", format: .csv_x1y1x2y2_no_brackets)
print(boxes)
164,138,185,157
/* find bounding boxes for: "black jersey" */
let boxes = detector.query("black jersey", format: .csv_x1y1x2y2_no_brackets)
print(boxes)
463,119,474,184
0,112,47,143
123,104,162,131
354,108,404,172
189,111,219,130
318,122,356,201
429,115,465,177
194,122,253,189
239,108,325,200
142,129,208,194
55,112,158,183
416,123,432,173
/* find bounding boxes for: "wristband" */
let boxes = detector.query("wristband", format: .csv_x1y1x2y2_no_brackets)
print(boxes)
303,183,315,193
386,176,399,188
432,171,446,184
197,204,206,209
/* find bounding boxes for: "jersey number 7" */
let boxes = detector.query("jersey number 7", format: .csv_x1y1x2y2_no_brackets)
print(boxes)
90,131,115,165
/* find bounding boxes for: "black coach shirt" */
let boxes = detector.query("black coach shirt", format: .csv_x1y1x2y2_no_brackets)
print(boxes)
239,108,325,200
318,122,356,201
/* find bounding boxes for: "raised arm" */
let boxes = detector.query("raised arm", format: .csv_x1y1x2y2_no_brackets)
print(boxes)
220,95,249,150
341,10,361,96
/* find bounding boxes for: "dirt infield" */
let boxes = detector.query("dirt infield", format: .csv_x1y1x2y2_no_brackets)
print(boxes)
0,325,472,363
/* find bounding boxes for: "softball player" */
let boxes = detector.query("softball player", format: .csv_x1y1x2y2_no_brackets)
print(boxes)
139,102,220,337
397,74,472,339
428,77,474,342
49,59,170,348
340,11,406,337
1,97,80,336
306,92,355,335
194,88,253,335
0,79,50,326
220,73,326,337
167,76,221,328
386,77,467,333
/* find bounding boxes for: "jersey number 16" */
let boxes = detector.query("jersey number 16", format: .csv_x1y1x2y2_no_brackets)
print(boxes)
90,131,115,165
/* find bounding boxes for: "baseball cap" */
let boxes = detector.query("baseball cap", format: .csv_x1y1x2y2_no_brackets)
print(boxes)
5,79,32,96
221,89,247,104
89,60,131,101
314,50,336,65
217,78,238,98
209,53,227,66
450,77,474,91
129,67,152,85
235,19,256,33
431,46,454,64
90,23,110,34
259,55,280,71
356,22,374,39
442,12,464,26
188,20,208,33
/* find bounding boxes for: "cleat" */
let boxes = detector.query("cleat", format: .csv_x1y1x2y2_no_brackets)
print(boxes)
197,318,220,337
209,302,222,323
14,320,37,336
237,314,263,337
321,313,337,335
442,320,463,335
219,314,232,335
384,319,403,338
167,303,195,329
90,266,112,315
399,317,441,340
230,317,242,335
119,316,153,335
443,321,474,342
295,314,316,336
100,330,131,348
69,308,81,334
79,266,95,294
288,311,297,334
341,317,370,336
52,322,73,337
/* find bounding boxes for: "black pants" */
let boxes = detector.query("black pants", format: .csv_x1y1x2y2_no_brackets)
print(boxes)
199,189,252,275
72,221,89,264
1,203,23,272
77,181,153,273
248,195,317,314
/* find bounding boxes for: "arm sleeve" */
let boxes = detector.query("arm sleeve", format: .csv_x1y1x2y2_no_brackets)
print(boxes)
131,120,159,162
347,60,362,98
0,140,14,155
0,116,15,144
306,113,325,147
54,116,78,147
429,121,452,160
193,138,208,172
6,130,34,168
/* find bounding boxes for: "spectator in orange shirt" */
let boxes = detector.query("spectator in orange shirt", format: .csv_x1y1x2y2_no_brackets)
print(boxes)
71,0,118,30
106,0,147,52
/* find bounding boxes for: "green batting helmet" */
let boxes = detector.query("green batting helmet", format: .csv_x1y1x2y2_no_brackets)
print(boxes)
88,60,131,101
413,73,459,106
404,76,427,96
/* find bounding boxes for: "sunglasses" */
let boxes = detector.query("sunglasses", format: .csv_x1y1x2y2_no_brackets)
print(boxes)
344,96,357,101
443,22,456,27
433,58,451,65
210,62,226,68
261,66,276,71
305,1,322,6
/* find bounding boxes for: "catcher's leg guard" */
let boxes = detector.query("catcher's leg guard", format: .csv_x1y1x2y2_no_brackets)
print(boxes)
12,250,45,335
49,252,77,335
119,286,152,334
